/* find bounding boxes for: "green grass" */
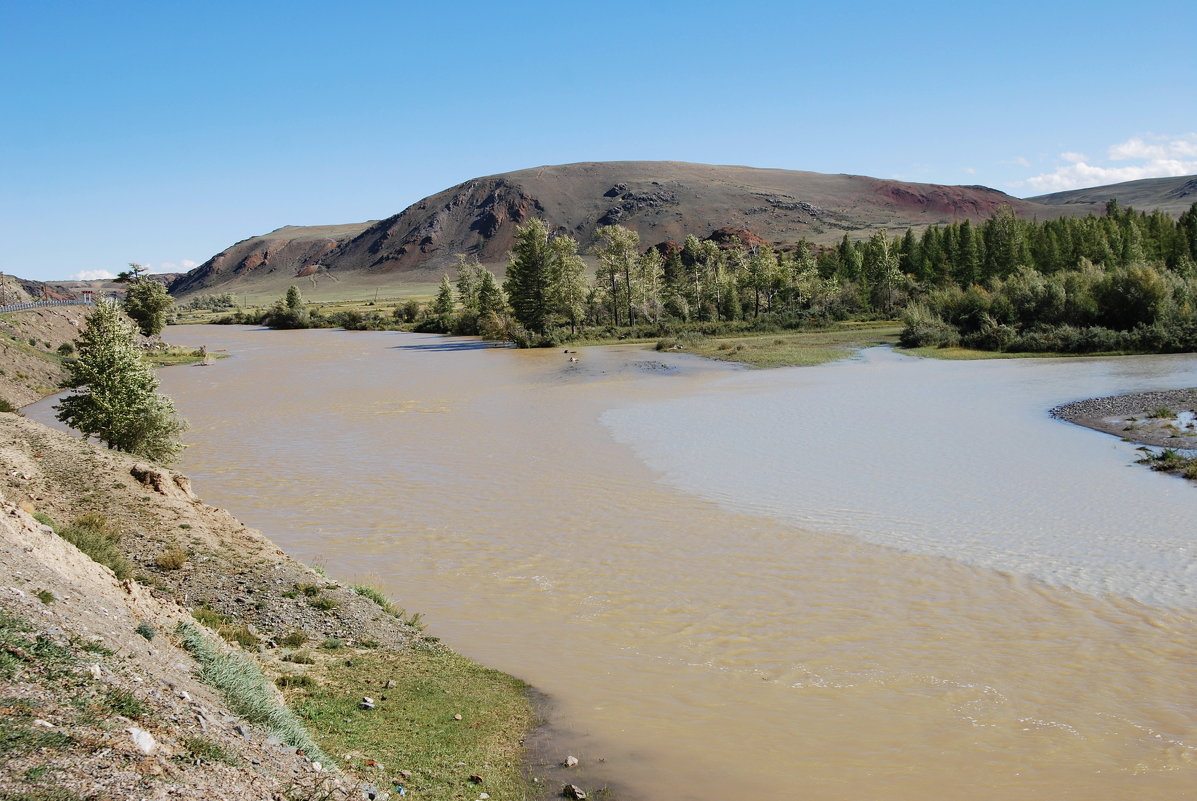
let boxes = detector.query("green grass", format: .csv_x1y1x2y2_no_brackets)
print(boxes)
351,584,399,616
192,605,229,627
143,345,221,367
99,688,148,719
1138,447,1197,481
175,735,238,766
176,622,332,766
679,323,902,368
282,647,534,801
0,610,78,681
55,513,133,581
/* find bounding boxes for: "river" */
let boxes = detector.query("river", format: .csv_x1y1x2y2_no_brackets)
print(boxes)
30,326,1197,799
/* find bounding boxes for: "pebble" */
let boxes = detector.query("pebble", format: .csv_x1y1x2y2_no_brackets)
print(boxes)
453,713,462,721
359,697,376,710
564,755,579,768
562,784,586,800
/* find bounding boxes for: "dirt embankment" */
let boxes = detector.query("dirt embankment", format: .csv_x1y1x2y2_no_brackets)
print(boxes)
0,412,436,799
0,306,90,407
1051,388,1197,449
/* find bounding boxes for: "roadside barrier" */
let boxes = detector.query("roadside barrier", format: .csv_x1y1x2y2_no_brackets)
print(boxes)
0,299,96,314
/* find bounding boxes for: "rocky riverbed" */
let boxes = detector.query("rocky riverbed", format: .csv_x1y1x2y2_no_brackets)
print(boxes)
1051,387,1197,449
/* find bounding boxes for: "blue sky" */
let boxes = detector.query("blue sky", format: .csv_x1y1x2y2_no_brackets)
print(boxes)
2,0,1195,281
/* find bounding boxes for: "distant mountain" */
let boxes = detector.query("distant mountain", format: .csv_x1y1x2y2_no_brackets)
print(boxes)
0,273,184,305
171,161,1113,298
1028,174,1197,215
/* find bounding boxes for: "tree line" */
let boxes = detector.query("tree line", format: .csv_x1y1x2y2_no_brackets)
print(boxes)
230,200,1197,354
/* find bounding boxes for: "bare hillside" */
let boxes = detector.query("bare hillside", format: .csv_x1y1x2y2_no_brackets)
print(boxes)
1028,174,1197,215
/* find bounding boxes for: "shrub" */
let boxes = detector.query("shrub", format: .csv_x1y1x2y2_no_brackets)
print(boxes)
283,650,315,665
309,597,338,612
155,546,189,570
280,630,309,647
134,622,155,640
319,637,343,650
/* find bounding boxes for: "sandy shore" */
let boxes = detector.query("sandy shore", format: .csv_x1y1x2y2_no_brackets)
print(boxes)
1051,387,1197,449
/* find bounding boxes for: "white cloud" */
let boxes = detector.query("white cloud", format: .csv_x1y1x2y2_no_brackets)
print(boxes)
1109,134,1197,161
181,259,198,269
71,269,116,281
963,167,977,175
1020,133,1197,193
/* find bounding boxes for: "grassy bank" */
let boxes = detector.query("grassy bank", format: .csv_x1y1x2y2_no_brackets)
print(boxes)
280,645,534,800
658,323,902,368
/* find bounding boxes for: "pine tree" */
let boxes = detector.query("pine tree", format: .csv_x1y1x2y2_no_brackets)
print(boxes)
55,300,186,463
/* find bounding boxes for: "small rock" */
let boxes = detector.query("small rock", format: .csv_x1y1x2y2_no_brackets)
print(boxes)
127,727,157,755
385,680,397,689
313,762,323,772
453,713,462,721
562,784,586,800
564,755,579,768
89,663,103,679
398,770,411,780
479,794,490,800
33,719,53,728
359,697,376,710
469,774,483,784
234,724,250,738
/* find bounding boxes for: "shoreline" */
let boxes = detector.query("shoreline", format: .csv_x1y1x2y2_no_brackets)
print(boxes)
7,336,594,799
1050,387,1197,449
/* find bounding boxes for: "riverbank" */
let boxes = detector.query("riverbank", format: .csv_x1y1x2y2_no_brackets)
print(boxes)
0,410,560,800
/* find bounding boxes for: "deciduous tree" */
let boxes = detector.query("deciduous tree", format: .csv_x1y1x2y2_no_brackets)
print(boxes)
55,300,186,463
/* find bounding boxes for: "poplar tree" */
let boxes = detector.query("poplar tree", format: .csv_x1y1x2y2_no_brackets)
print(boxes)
55,300,186,463
594,225,640,326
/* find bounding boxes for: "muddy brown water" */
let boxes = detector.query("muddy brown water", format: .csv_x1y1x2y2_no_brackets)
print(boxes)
28,327,1197,799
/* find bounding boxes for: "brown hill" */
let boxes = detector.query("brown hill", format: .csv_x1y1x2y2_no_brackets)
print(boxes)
167,222,373,297
170,161,1096,299
1028,174,1197,216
